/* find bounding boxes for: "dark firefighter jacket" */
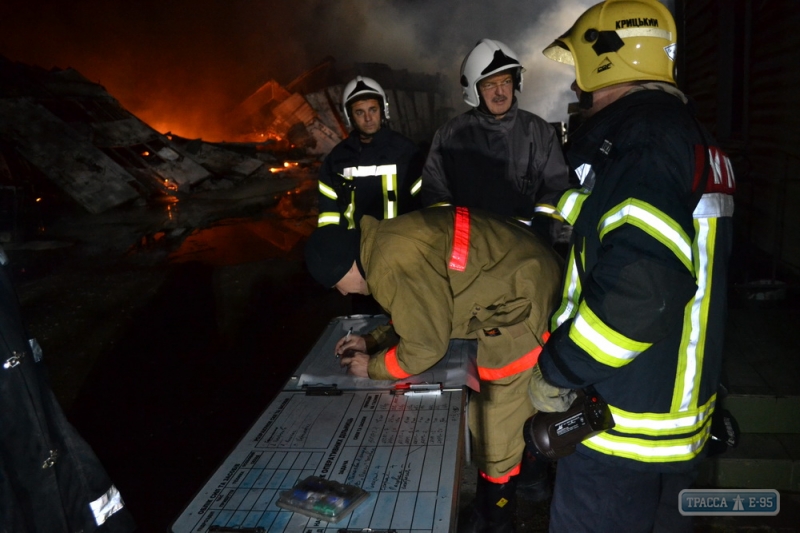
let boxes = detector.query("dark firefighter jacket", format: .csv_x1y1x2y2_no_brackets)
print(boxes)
420,100,574,226
0,251,136,533
358,207,563,382
538,86,736,472
317,126,424,229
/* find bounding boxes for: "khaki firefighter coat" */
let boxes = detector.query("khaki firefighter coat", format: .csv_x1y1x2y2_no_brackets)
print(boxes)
359,206,563,478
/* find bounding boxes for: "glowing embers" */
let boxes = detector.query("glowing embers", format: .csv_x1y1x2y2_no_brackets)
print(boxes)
269,161,300,173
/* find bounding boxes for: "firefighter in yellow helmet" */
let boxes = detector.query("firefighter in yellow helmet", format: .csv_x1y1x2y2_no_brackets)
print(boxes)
530,0,736,531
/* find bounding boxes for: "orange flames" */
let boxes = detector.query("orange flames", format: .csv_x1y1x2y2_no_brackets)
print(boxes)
269,161,299,174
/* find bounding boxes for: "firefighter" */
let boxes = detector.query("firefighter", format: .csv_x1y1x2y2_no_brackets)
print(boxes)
317,75,423,231
317,76,424,315
0,247,137,532
529,0,736,530
421,39,575,244
304,207,571,533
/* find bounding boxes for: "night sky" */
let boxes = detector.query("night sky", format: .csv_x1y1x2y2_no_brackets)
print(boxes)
1,0,595,139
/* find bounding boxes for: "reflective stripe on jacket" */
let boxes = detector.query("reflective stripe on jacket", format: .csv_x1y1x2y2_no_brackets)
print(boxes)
538,87,735,470
0,259,136,532
317,127,423,228
361,207,562,382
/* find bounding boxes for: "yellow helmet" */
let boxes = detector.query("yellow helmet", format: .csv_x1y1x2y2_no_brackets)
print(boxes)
543,0,677,92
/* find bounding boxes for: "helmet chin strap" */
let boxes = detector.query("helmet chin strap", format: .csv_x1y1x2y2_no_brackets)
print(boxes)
579,90,594,110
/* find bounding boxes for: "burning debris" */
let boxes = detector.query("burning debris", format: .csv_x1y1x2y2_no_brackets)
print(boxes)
0,54,453,244
225,57,453,150
0,57,213,212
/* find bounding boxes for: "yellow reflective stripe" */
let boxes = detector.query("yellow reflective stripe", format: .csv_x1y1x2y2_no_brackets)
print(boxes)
317,212,341,227
599,199,694,273
609,395,715,436
318,181,337,200
552,241,582,330
410,176,422,196
514,217,533,226
557,188,590,225
344,192,356,229
673,218,716,411
534,204,565,221
383,171,398,219
569,303,651,367
583,425,710,462
430,201,452,207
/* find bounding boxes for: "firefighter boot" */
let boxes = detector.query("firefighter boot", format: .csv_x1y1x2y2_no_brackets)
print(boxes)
516,444,552,503
458,474,517,533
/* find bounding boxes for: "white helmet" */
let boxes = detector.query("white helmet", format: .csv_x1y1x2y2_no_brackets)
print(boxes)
460,39,524,107
341,76,390,128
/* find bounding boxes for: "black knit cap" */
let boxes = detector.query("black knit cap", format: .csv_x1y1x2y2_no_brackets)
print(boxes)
304,225,362,288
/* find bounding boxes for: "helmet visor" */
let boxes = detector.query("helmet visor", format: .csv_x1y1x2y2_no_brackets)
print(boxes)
543,40,575,66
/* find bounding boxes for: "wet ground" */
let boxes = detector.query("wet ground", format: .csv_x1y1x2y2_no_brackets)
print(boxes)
5,167,799,532
7,167,352,532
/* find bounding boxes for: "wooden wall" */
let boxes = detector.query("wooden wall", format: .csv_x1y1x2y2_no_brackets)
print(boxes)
682,0,800,284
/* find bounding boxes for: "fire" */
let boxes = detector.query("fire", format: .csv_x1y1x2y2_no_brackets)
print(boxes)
269,161,300,174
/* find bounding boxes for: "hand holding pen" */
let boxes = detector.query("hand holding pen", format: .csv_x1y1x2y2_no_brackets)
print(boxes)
334,327,366,358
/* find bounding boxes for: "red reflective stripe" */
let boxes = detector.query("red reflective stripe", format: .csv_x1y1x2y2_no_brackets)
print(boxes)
479,463,521,484
384,346,413,379
448,207,470,272
477,332,551,381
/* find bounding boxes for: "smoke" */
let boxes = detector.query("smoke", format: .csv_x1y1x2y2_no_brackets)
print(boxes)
319,0,597,121
0,0,596,139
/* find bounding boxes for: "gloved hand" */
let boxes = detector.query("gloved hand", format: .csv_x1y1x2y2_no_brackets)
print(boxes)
528,365,577,413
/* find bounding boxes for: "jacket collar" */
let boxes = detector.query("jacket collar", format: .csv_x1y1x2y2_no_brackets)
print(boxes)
344,125,390,150
571,85,688,147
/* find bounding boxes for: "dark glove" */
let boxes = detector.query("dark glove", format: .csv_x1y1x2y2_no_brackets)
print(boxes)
528,364,577,413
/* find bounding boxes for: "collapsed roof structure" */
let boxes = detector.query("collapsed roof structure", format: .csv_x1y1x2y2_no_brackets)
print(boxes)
0,57,217,213
224,57,454,152
0,55,454,242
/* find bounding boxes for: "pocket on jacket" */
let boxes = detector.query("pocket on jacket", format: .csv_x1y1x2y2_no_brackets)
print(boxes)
467,298,532,334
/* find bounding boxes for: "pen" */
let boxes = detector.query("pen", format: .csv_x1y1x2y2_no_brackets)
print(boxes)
337,327,354,359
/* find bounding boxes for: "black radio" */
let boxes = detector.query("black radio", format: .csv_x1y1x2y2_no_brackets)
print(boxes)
524,387,615,460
